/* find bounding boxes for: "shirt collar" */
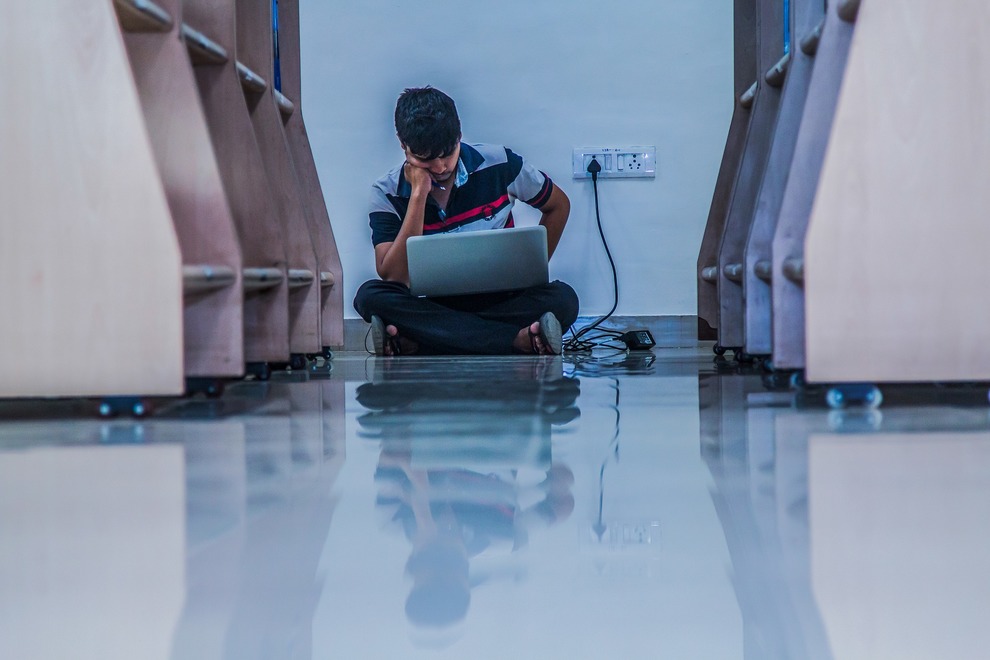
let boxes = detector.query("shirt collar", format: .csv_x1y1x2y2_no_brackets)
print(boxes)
454,156,469,188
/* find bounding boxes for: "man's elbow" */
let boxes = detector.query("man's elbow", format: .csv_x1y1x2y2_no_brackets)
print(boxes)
546,188,570,223
376,265,408,285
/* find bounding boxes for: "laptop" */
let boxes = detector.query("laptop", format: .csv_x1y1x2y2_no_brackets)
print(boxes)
406,225,549,297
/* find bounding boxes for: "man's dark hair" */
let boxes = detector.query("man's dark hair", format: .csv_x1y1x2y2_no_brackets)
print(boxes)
394,87,461,160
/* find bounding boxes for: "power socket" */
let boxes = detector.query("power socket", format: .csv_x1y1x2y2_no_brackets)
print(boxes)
573,146,657,179
619,330,655,351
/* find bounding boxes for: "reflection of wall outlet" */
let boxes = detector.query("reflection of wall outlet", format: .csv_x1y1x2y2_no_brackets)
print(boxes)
572,146,657,179
586,521,661,548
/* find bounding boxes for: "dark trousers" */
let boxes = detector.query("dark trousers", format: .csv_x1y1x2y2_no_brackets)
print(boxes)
353,280,580,355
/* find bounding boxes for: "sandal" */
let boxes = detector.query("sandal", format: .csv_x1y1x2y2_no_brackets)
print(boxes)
370,316,402,356
529,312,562,355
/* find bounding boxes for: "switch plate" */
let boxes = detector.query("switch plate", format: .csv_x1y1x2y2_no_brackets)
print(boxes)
573,146,656,179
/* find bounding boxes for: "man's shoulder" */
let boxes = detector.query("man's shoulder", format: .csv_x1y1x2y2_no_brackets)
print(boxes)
372,164,405,197
462,142,512,171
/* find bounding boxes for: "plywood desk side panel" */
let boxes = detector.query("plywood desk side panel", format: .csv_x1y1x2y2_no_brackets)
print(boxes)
0,1,183,397
805,1,990,382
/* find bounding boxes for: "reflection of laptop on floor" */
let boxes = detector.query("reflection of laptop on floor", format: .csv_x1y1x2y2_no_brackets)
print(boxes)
406,225,548,297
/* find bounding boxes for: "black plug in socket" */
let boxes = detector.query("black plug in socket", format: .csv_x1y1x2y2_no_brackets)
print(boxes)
619,330,656,351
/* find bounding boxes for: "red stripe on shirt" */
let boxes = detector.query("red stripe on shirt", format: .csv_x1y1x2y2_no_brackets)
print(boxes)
422,194,512,232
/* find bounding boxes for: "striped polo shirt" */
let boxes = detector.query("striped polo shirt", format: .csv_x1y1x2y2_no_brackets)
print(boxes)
368,142,555,246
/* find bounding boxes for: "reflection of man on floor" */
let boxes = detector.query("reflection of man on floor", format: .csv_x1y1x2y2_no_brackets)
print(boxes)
376,449,575,629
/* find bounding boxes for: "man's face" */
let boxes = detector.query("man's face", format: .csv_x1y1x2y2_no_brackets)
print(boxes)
402,142,461,187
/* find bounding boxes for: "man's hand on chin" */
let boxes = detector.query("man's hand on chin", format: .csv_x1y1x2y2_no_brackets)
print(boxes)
403,162,433,198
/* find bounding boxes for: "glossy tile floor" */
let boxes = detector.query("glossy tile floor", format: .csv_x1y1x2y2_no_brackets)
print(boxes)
2,349,989,659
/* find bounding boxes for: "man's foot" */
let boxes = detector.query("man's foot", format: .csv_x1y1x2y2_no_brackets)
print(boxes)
370,316,419,356
513,312,562,355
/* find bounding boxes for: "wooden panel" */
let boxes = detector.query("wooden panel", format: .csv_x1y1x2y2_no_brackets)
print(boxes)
0,1,184,398
716,0,785,350
743,0,825,355
697,0,759,336
805,1,990,383
278,0,345,349
120,0,245,378
185,0,291,363
771,1,856,370
237,0,321,356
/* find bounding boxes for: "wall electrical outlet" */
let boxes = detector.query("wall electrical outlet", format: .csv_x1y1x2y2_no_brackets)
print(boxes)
573,146,657,179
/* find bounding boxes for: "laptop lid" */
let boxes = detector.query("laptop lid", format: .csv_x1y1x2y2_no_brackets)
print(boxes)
406,225,549,297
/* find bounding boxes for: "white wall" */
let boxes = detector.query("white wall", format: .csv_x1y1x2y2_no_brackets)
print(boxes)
300,0,733,320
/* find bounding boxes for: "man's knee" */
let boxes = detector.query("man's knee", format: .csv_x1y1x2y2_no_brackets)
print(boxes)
353,279,408,320
550,281,580,329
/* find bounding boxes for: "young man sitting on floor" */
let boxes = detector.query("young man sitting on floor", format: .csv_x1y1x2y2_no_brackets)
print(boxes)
353,86,579,356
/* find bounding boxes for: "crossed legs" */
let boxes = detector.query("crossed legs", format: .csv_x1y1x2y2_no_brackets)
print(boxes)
353,280,580,355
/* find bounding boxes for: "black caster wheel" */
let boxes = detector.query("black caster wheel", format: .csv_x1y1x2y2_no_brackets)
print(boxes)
761,358,775,373
98,397,152,418
713,343,727,356
789,370,806,390
186,378,226,399
289,353,308,371
825,384,883,410
310,360,333,375
734,350,756,365
761,371,791,391
306,346,333,362
245,362,272,381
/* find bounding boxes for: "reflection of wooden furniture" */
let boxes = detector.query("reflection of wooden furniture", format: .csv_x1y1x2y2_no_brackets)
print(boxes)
805,0,990,383
0,444,185,659
811,432,990,658
771,0,858,371
0,1,184,398
697,0,758,339
116,0,246,379
743,0,825,356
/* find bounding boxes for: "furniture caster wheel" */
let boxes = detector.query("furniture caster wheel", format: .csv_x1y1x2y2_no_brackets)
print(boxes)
735,350,756,364
307,346,333,361
789,371,806,390
186,378,225,399
98,397,152,418
826,384,882,410
289,353,308,370
245,362,272,381
713,343,727,356
761,358,775,373
761,371,790,391
310,360,333,374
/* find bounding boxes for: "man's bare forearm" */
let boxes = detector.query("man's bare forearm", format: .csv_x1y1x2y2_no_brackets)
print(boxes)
539,186,570,260
376,191,427,283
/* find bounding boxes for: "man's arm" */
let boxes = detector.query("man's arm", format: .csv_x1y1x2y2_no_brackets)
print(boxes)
538,184,570,260
375,164,432,284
